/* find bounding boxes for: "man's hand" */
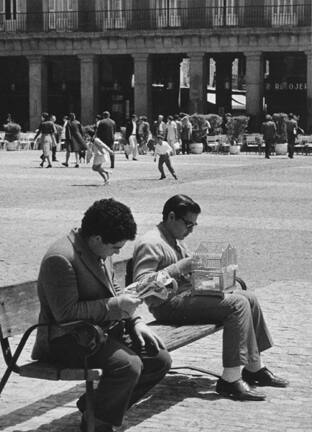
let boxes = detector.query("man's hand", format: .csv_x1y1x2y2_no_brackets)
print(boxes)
176,256,193,275
116,294,142,318
132,321,165,353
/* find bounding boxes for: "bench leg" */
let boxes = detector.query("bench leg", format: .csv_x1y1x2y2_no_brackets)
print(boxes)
85,380,95,432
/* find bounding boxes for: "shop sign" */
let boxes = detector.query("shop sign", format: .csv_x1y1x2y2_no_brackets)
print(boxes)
266,82,307,91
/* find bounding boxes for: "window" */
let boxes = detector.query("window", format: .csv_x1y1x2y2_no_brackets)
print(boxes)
156,0,181,28
212,0,238,27
100,0,126,30
271,0,297,26
0,0,22,31
48,0,77,31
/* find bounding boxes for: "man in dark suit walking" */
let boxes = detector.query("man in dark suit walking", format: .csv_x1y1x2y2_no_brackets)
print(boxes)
286,113,298,159
96,111,116,168
261,115,276,159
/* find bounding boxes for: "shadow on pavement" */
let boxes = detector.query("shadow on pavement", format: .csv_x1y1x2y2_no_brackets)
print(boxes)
0,375,217,431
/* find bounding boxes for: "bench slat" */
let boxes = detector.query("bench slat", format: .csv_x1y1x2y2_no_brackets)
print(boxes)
19,362,102,381
149,323,222,352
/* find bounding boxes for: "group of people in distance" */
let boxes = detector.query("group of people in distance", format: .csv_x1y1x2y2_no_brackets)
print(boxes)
33,194,289,432
261,112,302,159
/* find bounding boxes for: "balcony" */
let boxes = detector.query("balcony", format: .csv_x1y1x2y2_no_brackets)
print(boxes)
0,4,310,34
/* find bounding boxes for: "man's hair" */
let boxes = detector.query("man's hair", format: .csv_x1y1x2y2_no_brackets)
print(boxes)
81,199,137,243
103,111,110,118
162,194,201,221
41,112,49,121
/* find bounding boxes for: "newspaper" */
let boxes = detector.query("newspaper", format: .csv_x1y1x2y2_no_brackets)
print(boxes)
125,270,177,301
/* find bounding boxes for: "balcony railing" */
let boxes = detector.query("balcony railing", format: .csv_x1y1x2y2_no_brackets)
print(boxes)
0,4,311,34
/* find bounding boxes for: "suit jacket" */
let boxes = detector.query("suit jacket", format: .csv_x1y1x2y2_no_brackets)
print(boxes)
32,229,126,361
261,120,276,141
125,120,140,141
96,118,116,147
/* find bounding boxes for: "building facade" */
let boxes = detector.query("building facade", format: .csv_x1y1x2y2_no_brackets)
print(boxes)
0,0,311,131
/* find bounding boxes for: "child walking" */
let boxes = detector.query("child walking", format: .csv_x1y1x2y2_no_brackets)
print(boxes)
86,130,114,185
154,134,178,180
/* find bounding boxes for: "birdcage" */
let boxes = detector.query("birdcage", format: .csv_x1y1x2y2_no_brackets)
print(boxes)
191,242,238,296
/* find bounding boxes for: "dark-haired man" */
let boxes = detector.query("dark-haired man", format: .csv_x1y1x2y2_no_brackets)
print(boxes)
95,111,116,168
32,199,171,432
261,114,276,159
132,194,288,402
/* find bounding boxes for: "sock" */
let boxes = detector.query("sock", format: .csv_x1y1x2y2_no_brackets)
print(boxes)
245,359,264,373
221,366,241,383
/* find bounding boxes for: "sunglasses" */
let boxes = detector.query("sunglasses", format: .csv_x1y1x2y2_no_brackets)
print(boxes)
180,217,198,230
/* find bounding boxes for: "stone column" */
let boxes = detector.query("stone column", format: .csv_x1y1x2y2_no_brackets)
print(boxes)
306,50,312,132
133,53,151,119
188,53,206,114
79,55,97,125
28,55,47,131
245,52,263,130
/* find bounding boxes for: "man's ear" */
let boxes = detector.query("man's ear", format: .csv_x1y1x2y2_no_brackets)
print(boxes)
168,211,176,222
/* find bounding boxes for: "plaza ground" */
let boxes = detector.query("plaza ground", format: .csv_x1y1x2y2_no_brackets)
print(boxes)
0,150,311,431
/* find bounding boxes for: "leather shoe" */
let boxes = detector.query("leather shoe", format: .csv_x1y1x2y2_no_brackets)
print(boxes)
242,367,289,388
216,378,266,401
80,415,114,432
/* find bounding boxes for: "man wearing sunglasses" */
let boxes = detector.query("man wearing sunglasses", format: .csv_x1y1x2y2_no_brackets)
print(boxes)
132,194,288,402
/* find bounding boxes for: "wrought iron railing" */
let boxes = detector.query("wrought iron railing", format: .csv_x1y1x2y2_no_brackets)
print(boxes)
0,4,311,34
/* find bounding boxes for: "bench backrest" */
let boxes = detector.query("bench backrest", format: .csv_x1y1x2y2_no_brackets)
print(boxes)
0,258,131,341
0,281,39,339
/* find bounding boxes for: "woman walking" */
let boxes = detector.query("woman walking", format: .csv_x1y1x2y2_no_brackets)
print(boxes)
34,112,56,168
62,112,86,168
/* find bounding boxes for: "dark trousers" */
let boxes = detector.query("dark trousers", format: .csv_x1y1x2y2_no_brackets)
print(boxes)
158,154,176,178
51,332,171,427
181,139,190,154
106,141,115,168
264,139,274,158
152,290,273,368
288,138,295,158
52,146,57,161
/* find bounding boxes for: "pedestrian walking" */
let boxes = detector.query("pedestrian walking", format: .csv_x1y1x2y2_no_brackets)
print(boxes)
286,113,298,159
95,111,116,169
86,129,113,185
261,114,277,159
50,114,62,162
152,114,166,138
62,112,86,168
34,112,56,168
180,115,192,154
154,134,178,180
138,115,151,154
125,114,139,161
165,115,178,155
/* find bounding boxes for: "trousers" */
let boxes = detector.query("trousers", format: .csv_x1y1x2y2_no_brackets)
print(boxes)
151,290,273,368
125,136,138,159
158,153,176,178
51,331,171,426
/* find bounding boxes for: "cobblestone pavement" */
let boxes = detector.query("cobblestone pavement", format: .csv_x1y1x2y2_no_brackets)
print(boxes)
0,151,312,431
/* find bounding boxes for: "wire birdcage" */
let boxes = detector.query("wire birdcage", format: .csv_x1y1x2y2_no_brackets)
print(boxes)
191,242,238,296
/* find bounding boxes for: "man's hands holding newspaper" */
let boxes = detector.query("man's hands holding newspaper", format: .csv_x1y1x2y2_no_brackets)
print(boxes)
125,271,177,303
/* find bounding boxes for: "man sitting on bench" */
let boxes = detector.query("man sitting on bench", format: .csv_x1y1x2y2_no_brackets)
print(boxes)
32,198,171,432
132,194,288,401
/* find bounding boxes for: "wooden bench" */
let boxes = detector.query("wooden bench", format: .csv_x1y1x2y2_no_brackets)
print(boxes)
0,258,247,432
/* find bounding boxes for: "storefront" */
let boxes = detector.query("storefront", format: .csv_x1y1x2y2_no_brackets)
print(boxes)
264,53,307,128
